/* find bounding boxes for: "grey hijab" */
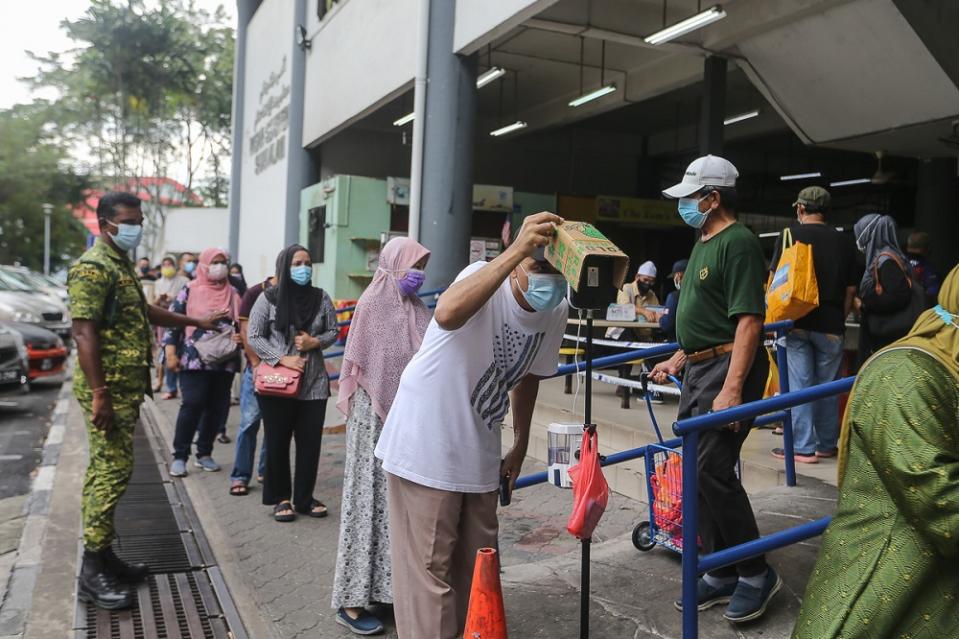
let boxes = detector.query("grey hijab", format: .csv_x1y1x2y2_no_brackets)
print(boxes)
855,213,907,297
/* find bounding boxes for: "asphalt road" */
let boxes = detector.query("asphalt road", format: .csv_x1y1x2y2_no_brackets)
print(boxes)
0,379,63,500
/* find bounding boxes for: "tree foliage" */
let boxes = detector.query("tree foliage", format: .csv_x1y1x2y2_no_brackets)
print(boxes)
1,1,235,266
0,105,89,271
24,0,235,258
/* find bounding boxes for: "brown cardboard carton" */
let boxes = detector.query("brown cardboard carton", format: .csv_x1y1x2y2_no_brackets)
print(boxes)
545,221,629,295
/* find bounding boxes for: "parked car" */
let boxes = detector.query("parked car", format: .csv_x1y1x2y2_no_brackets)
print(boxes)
0,325,29,397
0,268,72,344
2,266,68,303
2,322,68,381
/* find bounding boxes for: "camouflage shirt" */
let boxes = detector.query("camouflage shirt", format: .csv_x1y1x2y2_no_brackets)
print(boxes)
68,239,153,380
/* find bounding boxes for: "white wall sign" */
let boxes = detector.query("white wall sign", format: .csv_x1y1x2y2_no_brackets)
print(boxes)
237,0,295,283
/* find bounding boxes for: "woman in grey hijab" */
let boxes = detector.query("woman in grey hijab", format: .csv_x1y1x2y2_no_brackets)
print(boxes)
854,214,914,366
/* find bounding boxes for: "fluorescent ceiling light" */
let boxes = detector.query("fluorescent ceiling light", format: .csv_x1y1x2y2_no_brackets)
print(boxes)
780,172,822,181
723,109,760,126
392,112,415,127
476,66,506,89
568,83,617,108
644,5,727,45
829,178,872,187
490,121,528,137
758,232,780,238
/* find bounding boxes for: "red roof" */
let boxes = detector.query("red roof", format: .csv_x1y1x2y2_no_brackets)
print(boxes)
70,178,204,236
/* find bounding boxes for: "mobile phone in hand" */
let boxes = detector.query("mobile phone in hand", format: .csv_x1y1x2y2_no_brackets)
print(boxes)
499,474,512,506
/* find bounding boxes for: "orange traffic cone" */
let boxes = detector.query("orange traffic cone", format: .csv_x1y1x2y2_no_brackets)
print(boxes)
462,548,508,639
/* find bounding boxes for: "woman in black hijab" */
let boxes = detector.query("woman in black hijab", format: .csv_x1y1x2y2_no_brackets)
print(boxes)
229,263,248,296
247,245,338,522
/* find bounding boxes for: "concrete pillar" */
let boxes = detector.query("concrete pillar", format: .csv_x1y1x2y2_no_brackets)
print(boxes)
284,0,316,246
699,56,727,156
914,157,959,274
418,0,478,289
227,0,259,259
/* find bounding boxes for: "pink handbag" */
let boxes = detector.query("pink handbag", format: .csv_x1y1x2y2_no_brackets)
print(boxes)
254,364,302,397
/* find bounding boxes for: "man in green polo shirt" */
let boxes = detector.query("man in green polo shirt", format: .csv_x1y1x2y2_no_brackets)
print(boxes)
652,155,777,623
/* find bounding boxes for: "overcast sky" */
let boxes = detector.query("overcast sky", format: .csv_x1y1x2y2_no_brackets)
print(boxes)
0,0,236,110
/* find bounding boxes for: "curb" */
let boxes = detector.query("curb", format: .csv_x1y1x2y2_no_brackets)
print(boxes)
0,380,73,639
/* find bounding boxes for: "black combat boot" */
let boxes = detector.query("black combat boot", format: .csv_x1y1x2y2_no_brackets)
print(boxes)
78,549,133,610
102,546,149,582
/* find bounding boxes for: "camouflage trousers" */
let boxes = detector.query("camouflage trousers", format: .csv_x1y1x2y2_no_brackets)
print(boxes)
75,367,149,551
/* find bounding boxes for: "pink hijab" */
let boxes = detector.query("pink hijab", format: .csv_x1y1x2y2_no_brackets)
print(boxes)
184,247,241,337
336,237,432,422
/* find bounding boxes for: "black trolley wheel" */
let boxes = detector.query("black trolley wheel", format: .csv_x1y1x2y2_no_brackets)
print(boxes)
632,521,656,551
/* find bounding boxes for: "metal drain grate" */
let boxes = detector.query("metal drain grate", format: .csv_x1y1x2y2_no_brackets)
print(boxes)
83,573,228,639
77,422,238,639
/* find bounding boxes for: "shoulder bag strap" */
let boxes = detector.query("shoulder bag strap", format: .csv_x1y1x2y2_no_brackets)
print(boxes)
873,251,912,296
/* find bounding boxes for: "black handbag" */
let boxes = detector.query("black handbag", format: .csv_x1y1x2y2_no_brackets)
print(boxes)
865,251,926,342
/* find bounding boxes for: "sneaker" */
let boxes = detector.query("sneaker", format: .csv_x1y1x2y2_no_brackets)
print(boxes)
335,608,384,635
649,391,665,405
771,448,818,464
673,577,737,612
169,459,188,477
194,457,221,472
816,448,838,458
723,568,782,623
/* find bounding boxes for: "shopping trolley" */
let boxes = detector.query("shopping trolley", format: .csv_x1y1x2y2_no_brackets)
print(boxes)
631,373,690,553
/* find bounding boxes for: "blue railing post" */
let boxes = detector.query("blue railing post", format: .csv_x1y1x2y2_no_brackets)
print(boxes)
681,430,699,639
774,327,797,486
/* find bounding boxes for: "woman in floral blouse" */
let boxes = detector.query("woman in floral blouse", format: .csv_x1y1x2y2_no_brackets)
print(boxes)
163,247,241,477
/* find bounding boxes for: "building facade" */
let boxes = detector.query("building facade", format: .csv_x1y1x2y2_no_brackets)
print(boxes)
229,0,959,294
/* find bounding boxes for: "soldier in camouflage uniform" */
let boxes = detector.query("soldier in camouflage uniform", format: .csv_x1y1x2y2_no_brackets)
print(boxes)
70,192,221,610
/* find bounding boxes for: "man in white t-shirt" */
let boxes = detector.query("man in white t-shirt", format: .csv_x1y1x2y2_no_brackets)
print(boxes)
375,212,569,638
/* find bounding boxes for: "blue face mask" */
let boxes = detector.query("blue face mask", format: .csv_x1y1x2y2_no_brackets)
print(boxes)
102,219,143,251
677,196,709,229
520,266,567,312
290,265,312,286
184,261,196,274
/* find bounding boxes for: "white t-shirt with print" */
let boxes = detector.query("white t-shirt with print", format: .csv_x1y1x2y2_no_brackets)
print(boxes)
375,261,568,493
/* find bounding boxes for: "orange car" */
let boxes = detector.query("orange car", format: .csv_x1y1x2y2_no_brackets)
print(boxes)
4,321,68,381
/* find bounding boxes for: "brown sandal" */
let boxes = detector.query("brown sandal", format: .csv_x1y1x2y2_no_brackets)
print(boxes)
229,481,248,496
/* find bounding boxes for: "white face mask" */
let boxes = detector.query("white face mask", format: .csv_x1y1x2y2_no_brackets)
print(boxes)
674,276,682,290
207,263,229,281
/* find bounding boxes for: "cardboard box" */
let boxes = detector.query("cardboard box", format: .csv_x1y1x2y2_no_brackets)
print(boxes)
545,222,629,308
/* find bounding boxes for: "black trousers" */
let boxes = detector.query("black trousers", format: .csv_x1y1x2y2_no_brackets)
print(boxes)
173,370,233,461
677,347,769,578
257,395,326,512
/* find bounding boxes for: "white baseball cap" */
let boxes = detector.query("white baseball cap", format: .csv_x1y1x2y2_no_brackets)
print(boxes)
637,261,657,278
663,155,739,199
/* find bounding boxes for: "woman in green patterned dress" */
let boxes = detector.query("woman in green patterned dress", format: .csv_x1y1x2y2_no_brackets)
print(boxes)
793,265,959,639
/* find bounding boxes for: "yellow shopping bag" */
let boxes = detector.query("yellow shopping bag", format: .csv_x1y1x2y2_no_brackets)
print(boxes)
763,347,779,398
765,228,819,323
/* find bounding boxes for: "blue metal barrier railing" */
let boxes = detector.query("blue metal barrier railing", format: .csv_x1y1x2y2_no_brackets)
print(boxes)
509,319,795,490
336,301,437,327
333,287,445,316
674,375,855,639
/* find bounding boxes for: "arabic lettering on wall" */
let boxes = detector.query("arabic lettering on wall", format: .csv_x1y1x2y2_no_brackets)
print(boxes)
250,56,290,175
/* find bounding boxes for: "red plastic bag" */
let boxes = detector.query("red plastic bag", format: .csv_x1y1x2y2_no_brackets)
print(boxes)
566,430,610,540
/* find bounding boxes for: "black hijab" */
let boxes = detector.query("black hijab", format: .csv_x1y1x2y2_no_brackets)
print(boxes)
265,244,322,336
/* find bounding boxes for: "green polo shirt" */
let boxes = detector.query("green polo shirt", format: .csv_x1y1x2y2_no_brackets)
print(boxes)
675,222,765,353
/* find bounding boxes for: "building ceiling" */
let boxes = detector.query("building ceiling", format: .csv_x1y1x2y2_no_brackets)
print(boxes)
350,0,958,161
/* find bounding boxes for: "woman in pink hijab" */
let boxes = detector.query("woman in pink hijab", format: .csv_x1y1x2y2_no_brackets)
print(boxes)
331,237,431,634
163,247,242,477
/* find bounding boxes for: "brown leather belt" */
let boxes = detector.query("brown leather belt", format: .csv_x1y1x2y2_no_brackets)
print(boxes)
686,342,735,365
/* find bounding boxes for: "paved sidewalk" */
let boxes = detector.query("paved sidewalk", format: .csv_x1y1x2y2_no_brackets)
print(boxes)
148,391,837,639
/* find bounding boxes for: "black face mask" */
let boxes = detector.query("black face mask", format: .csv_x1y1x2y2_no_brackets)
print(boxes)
637,281,652,294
